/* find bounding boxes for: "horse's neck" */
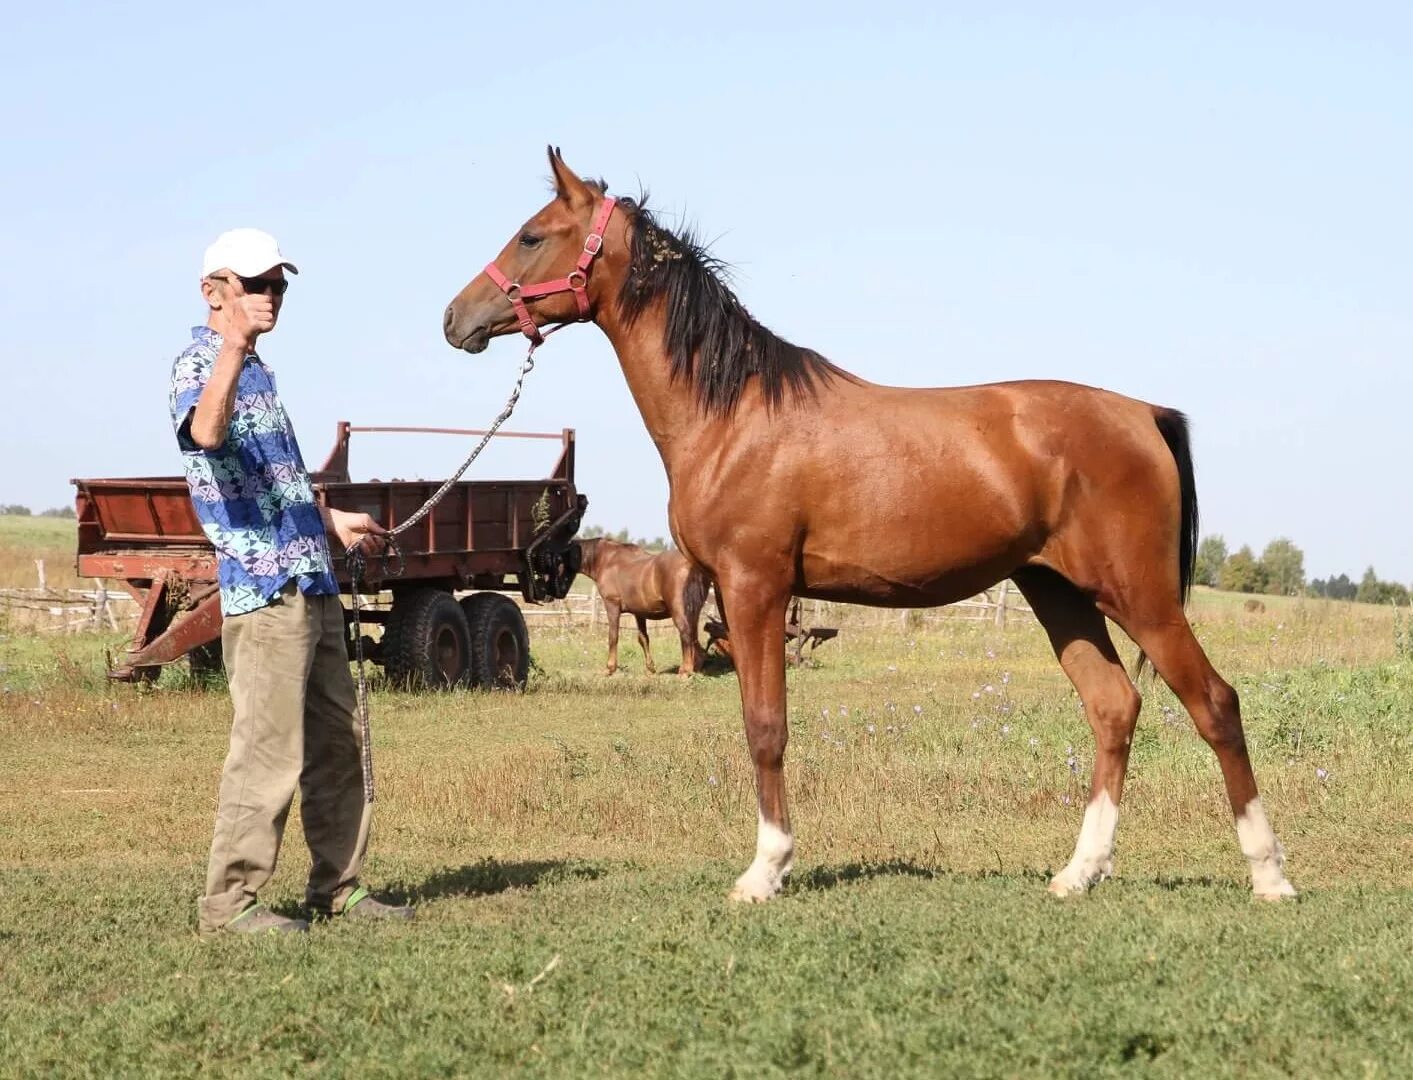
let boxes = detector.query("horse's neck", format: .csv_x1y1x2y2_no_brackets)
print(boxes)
595,298,702,472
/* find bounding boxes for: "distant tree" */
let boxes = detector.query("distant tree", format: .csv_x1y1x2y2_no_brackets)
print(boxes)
40,506,76,519
1259,538,1305,596
1356,567,1410,606
1331,573,1357,600
1219,545,1267,593
0,504,32,516
1194,535,1227,587
578,525,670,552
1309,576,1351,599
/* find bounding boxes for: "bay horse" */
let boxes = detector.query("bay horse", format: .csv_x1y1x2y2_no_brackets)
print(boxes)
577,537,710,676
443,148,1295,903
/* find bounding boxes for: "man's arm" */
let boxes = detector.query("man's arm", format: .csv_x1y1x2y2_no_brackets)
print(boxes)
187,338,248,450
187,279,275,450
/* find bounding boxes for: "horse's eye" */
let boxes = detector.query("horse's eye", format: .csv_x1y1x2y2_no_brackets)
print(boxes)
519,232,542,248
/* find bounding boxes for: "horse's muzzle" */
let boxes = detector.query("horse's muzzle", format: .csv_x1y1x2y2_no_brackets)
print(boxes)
444,304,491,354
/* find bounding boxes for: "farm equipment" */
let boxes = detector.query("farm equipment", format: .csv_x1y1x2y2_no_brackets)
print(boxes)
72,422,586,689
705,597,839,666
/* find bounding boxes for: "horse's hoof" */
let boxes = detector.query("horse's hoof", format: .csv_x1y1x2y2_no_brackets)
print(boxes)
1047,861,1109,897
728,870,783,904
727,884,775,904
1046,876,1088,898
1254,880,1298,902
603,669,616,677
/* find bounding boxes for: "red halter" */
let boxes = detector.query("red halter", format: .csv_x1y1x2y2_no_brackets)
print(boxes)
483,195,617,345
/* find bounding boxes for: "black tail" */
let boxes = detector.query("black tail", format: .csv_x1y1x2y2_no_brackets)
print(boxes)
1154,408,1199,606
1134,408,1199,679
683,564,711,622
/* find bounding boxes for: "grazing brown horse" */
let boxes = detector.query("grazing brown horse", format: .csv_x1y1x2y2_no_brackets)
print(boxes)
443,148,1295,903
577,538,710,676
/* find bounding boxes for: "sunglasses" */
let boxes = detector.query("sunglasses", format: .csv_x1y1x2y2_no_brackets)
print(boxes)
213,274,289,297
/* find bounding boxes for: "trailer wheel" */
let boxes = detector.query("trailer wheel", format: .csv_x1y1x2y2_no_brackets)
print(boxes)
460,593,530,690
382,588,472,690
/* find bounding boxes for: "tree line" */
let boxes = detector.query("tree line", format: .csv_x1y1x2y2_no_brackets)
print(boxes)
0,504,76,518
578,525,672,552
1195,535,1410,605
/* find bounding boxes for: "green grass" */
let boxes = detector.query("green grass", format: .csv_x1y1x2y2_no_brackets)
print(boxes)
0,514,76,550
2,597,1411,1076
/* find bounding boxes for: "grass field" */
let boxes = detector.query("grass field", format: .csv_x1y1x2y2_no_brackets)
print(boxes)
2,543,1412,1075
0,514,81,590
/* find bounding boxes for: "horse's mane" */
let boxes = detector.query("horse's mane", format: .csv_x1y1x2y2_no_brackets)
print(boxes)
608,191,848,416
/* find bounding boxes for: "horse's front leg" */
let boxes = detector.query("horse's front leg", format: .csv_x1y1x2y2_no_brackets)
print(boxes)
719,576,792,902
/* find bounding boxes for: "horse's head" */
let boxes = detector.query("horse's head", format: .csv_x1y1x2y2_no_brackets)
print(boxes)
444,147,622,353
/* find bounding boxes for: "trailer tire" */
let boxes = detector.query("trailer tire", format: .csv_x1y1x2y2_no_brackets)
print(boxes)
382,588,472,690
461,593,530,690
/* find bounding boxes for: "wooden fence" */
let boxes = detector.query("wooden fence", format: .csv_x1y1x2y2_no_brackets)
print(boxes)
0,560,1032,636
523,579,1032,629
0,561,137,633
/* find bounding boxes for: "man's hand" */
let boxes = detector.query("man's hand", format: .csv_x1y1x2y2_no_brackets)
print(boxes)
324,508,389,555
225,285,277,352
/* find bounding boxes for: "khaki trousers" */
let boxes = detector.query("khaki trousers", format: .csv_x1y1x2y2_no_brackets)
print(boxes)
198,583,372,932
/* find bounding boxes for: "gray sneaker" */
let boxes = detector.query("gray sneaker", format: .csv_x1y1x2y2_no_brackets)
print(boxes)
334,885,415,922
218,902,310,935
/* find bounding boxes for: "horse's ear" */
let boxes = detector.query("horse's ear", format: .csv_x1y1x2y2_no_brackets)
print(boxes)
547,145,593,209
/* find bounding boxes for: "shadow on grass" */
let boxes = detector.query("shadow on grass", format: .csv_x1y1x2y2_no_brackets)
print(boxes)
401,858,606,903
793,861,1053,892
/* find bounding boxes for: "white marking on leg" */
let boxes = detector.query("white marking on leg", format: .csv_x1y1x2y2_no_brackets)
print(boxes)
1236,797,1296,900
1049,791,1119,896
729,812,795,903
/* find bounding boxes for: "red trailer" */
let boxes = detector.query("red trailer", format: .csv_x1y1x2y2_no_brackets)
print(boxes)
72,422,586,689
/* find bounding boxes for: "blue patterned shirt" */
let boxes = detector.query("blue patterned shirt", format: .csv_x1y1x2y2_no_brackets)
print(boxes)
169,326,338,616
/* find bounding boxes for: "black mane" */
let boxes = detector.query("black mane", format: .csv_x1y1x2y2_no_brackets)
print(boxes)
612,195,847,416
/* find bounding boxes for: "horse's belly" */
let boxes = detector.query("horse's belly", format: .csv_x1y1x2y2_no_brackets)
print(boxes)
797,535,1026,608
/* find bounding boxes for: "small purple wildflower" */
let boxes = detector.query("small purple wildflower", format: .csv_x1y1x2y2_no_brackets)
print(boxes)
912,704,923,715
1316,767,1328,781
708,775,719,787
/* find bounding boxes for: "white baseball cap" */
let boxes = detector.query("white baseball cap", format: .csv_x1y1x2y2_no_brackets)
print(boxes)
201,228,299,279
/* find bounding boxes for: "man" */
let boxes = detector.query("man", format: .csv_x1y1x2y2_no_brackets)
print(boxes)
171,227,413,934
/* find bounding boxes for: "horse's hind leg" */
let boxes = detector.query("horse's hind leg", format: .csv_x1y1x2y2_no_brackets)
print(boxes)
673,604,702,677
1116,606,1295,899
603,600,622,676
1013,568,1142,896
636,615,655,674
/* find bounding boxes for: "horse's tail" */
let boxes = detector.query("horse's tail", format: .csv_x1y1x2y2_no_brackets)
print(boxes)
1134,407,1199,678
683,562,711,620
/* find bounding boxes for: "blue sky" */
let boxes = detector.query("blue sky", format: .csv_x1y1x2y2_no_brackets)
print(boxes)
2,2,1408,581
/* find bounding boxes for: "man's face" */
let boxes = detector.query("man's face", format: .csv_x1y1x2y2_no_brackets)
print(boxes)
203,265,288,328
